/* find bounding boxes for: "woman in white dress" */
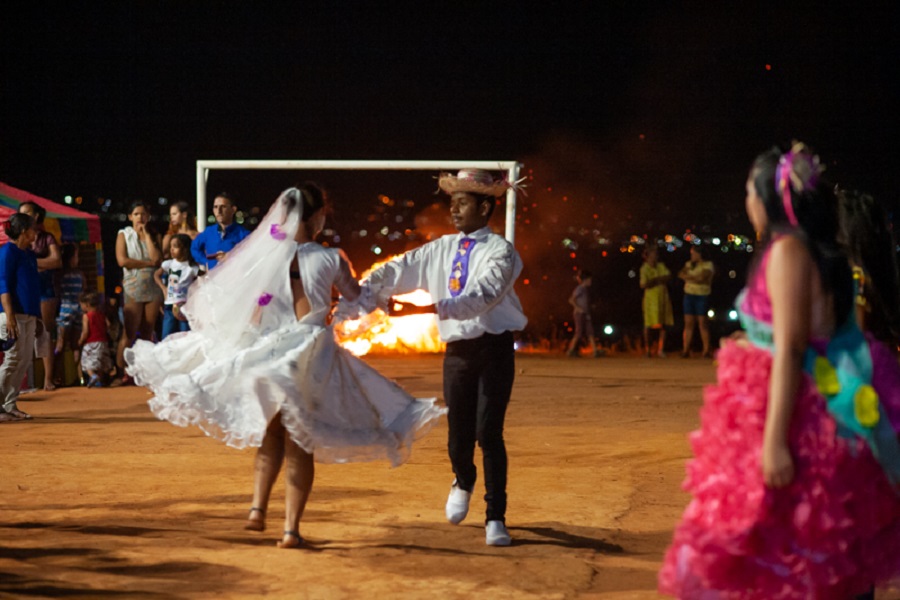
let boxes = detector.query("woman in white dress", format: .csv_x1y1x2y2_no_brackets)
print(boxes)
125,184,445,548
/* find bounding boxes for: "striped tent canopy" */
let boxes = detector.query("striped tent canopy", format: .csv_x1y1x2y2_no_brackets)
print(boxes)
0,181,101,244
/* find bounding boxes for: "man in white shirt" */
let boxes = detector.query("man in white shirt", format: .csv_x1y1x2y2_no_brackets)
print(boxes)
360,169,527,546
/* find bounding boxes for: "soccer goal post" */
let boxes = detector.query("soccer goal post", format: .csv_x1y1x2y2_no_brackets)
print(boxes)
195,160,522,245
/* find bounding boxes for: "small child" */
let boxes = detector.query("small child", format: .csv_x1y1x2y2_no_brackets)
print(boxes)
77,291,112,388
55,243,86,360
154,233,200,339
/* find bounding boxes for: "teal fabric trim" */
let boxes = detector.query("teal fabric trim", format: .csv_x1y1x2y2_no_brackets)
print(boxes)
802,320,900,488
736,289,775,350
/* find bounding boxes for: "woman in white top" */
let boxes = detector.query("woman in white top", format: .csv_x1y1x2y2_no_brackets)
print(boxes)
125,183,444,549
116,201,163,379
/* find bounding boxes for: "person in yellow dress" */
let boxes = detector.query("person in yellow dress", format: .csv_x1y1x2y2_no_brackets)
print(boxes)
639,245,673,357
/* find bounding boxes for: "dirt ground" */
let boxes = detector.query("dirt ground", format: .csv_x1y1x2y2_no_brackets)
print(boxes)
2,354,896,599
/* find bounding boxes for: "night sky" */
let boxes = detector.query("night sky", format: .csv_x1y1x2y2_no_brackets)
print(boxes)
4,3,898,208
2,3,899,335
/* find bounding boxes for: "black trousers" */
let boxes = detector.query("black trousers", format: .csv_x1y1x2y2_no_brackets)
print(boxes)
443,330,515,523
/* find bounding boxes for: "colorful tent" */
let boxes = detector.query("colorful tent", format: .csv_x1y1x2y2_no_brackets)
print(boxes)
0,181,106,295
0,181,101,244
0,205,16,244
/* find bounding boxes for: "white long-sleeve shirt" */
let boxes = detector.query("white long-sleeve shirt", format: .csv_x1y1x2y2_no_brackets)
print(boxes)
362,226,527,343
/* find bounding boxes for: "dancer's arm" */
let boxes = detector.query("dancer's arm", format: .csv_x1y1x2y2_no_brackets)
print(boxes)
334,251,360,302
434,242,519,321
763,235,812,488
358,243,435,312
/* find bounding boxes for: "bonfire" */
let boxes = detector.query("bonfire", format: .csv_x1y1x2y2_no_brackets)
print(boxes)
335,258,444,356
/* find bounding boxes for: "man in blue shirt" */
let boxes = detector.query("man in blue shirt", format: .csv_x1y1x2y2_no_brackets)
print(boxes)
1,213,42,422
191,193,250,270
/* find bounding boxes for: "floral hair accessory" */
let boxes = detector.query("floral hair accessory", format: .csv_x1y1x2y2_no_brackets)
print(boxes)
270,224,287,240
775,141,825,227
258,293,273,306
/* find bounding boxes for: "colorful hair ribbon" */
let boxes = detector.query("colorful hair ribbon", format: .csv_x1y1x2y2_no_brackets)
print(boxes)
774,141,824,227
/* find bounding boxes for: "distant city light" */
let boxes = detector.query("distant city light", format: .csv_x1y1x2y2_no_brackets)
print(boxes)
707,309,716,318
371,245,382,255
728,310,739,321
603,325,614,335
729,270,737,279
64,195,73,204
158,197,167,205
627,270,636,278
711,237,721,245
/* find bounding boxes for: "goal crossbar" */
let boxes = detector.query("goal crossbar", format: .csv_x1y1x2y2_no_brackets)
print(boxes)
196,160,522,244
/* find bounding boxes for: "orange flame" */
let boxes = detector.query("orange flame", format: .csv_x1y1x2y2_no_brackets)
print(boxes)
336,256,445,356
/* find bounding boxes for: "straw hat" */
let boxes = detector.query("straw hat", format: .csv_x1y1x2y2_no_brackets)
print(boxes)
438,169,511,197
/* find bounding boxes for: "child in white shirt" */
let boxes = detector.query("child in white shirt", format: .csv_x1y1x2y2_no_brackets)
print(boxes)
154,233,200,339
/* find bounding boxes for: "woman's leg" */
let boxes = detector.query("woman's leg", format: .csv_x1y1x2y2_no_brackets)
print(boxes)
698,315,711,356
142,300,163,343
246,417,287,531
40,298,59,390
682,314,696,356
122,301,144,349
279,435,314,548
658,328,667,356
55,324,67,354
120,301,144,383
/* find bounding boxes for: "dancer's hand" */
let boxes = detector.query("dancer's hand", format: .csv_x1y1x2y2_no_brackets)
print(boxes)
724,331,748,348
389,300,435,316
762,439,794,488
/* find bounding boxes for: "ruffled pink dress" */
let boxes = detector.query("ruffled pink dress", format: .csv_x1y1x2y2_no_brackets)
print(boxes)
659,249,900,599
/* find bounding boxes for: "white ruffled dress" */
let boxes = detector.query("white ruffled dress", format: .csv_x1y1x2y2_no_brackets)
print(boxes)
125,190,444,467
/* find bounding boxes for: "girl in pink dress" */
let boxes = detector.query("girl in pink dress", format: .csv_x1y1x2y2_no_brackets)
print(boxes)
659,143,900,599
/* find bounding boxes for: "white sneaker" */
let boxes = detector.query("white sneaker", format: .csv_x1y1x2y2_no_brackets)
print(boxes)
445,480,471,525
485,520,511,546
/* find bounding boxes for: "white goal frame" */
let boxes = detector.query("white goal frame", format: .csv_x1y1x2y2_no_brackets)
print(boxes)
195,160,522,245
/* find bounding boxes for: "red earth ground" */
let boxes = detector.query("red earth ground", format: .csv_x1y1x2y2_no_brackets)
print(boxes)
2,354,898,599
